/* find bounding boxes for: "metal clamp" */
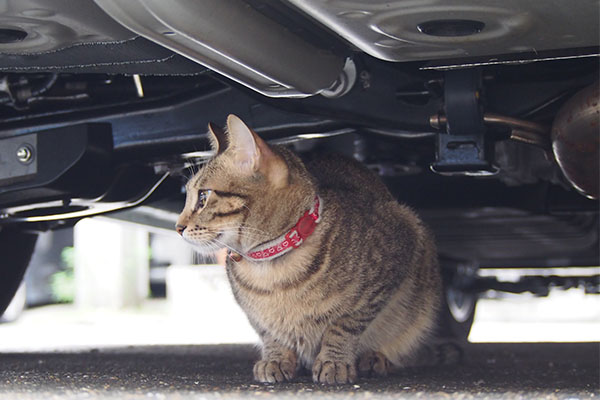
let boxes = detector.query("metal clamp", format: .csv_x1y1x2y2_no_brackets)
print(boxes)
431,68,496,176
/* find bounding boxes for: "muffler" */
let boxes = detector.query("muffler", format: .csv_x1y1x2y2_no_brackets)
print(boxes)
94,0,354,98
551,82,599,200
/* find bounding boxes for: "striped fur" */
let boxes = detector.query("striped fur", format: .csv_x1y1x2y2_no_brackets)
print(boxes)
177,115,441,384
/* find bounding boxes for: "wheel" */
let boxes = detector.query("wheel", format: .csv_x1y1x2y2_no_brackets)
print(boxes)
0,282,26,323
0,226,38,318
436,262,478,343
422,262,478,365
438,284,477,343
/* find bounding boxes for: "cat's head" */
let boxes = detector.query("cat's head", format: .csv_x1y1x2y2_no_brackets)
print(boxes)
176,114,314,256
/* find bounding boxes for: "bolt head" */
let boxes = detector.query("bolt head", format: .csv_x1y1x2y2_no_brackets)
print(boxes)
16,145,33,164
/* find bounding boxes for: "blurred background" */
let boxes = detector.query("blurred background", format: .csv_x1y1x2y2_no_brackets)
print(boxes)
0,217,598,352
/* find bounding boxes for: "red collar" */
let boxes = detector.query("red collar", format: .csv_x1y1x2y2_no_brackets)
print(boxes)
238,195,322,261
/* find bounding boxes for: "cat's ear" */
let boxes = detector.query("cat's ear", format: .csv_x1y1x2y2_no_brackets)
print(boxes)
207,122,229,154
226,114,288,188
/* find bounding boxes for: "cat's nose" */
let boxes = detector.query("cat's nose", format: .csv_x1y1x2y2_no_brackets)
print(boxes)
176,224,187,236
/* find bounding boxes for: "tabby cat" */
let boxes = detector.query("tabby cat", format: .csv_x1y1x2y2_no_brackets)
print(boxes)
176,115,441,384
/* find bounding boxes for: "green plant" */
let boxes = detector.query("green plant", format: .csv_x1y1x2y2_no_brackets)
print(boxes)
49,246,75,303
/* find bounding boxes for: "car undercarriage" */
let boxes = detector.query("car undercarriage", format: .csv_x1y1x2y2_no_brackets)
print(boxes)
0,0,598,327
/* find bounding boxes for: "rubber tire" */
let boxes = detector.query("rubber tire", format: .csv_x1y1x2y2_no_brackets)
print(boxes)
437,288,477,343
436,264,477,343
0,226,38,317
0,282,26,323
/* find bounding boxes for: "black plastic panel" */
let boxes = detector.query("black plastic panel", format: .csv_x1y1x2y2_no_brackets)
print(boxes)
0,133,37,185
0,124,113,207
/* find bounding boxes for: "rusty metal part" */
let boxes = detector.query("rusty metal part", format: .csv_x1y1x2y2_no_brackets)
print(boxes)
483,113,548,135
509,129,549,149
551,83,600,200
430,113,551,149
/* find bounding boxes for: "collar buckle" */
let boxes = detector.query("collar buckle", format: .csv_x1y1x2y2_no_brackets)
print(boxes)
285,229,303,249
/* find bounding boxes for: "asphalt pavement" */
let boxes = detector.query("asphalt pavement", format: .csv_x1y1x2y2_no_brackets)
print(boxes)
0,342,598,399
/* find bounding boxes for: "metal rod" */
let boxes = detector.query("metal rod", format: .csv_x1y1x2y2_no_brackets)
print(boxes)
510,129,551,150
1,172,170,223
430,112,550,149
483,113,548,135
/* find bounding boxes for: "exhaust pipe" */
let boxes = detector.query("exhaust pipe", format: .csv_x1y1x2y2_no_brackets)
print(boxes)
94,0,354,98
551,82,599,200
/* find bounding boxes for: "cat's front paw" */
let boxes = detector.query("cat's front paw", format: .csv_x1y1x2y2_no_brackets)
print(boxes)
312,357,357,384
253,358,296,383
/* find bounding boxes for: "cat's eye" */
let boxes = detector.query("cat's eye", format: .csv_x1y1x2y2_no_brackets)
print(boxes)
197,190,211,210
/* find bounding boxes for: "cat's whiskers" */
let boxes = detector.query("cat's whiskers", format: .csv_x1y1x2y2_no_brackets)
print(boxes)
212,237,252,263
192,251,215,265
218,225,274,245
191,239,222,257
212,224,272,239
215,229,269,253
206,223,270,260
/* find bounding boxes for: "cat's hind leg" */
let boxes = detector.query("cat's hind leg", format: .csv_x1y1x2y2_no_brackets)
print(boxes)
357,350,393,377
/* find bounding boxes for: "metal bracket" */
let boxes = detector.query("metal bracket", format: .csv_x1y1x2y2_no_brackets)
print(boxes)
0,134,38,185
431,68,496,176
